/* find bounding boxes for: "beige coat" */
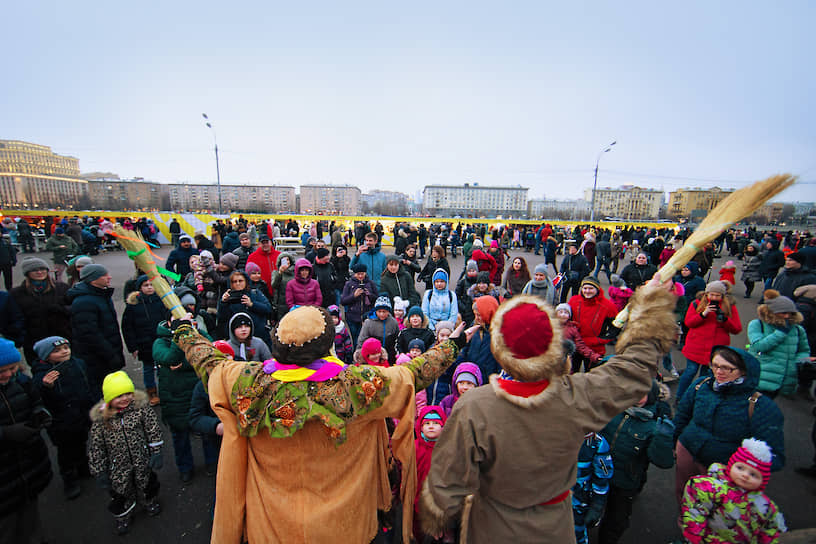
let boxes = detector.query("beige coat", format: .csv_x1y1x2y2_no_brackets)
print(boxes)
421,286,678,543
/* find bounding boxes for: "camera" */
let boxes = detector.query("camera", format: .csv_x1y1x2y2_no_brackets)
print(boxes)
227,290,248,304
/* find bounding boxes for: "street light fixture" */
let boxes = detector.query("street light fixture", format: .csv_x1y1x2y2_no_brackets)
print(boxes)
202,113,223,215
590,140,616,222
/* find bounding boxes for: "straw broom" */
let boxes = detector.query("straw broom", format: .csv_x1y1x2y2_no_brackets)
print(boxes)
612,173,797,327
106,223,188,319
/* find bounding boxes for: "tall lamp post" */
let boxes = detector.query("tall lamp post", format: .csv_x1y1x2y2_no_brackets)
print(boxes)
202,113,223,215
590,140,616,222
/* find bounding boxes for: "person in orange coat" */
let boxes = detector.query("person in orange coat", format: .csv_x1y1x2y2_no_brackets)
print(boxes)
568,277,618,371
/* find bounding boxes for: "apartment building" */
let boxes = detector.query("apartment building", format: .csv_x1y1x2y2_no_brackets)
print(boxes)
422,183,528,217
299,185,362,215
667,187,735,220
168,183,296,213
584,185,662,220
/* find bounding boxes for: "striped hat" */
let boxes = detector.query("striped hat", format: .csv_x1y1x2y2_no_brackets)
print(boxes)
727,438,773,490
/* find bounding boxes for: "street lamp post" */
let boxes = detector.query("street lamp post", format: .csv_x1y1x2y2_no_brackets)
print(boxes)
590,140,616,222
202,113,223,215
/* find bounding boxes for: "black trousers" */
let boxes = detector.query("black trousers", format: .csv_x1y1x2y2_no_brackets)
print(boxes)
597,485,637,544
48,429,89,477
0,264,12,291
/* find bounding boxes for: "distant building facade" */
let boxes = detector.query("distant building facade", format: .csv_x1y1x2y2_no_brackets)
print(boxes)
299,185,361,215
86,177,168,211
422,184,528,217
362,190,409,215
528,198,591,220
168,183,296,213
0,139,88,209
584,185,662,220
667,187,735,220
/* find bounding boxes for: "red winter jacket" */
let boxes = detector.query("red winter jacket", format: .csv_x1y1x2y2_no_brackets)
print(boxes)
561,320,602,364
568,291,618,356
247,246,281,286
681,298,742,365
471,249,497,280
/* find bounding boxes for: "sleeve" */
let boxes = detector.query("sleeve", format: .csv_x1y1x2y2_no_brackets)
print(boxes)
588,437,613,513
723,304,742,334
421,291,430,320
189,383,220,434
750,399,785,471
172,324,231,388
795,325,810,361
248,290,272,317
340,281,356,305
684,301,704,328
285,281,295,308
647,419,676,469
87,421,109,476
747,319,786,353
680,476,716,544
255,341,272,362
165,250,178,274
673,380,699,444
446,292,459,323
757,500,787,543
121,305,138,353
141,406,164,454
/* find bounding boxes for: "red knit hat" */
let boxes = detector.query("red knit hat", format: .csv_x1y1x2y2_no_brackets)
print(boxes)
490,295,564,382
212,340,235,358
727,438,773,491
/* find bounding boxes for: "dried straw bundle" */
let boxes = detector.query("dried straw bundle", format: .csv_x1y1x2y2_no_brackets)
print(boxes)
108,223,187,319
613,173,796,327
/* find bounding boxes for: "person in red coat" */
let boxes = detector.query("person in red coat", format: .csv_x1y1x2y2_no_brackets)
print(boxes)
470,248,497,283
676,280,742,402
246,234,280,286
568,277,618,371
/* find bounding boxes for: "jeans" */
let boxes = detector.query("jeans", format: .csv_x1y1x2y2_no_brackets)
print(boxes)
593,256,612,282
676,358,711,404
140,350,157,390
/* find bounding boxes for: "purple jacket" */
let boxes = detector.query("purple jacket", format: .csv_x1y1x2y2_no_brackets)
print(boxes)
285,259,323,307
439,362,483,416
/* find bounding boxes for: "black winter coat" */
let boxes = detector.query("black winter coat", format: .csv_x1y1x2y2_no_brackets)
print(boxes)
10,281,72,363
31,357,94,434
121,291,170,354
0,291,25,347
166,244,199,277
67,282,125,393
0,374,53,516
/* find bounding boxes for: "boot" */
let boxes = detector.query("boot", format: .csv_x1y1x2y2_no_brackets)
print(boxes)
145,499,162,517
147,387,160,407
114,504,135,536
63,470,81,500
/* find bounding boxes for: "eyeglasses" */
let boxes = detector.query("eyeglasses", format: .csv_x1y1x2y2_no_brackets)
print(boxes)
711,363,739,374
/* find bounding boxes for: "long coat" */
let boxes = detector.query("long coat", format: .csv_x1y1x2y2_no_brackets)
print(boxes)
748,307,809,395
67,281,125,394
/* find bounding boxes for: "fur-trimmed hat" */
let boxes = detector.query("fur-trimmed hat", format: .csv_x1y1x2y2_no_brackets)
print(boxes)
272,305,335,366
490,295,564,382
761,289,799,315
727,438,773,491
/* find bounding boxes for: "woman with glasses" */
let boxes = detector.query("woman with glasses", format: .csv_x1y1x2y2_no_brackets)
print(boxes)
672,345,785,508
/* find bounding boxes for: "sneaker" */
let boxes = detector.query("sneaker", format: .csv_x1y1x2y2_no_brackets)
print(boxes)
671,368,680,378
145,500,162,516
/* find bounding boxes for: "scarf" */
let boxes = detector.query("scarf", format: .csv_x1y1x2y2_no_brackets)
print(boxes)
30,279,49,293
712,376,745,392
262,355,347,382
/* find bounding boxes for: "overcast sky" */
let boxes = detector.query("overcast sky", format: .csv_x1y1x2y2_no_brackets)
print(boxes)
3,1,814,202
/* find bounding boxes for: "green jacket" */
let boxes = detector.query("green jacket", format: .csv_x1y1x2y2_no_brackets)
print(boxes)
601,400,675,491
748,315,809,395
152,322,212,429
379,269,421,307
45,234,79,265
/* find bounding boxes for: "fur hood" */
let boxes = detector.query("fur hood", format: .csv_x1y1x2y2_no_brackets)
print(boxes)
89,390,149,422
757,302,803,326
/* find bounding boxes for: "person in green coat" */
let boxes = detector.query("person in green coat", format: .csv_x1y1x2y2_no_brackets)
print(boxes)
45,227,79,283
748,290,810,398
598,381,675,544
152,321,217,482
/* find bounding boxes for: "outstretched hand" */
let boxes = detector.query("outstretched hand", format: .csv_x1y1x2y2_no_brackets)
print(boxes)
647,273,674,291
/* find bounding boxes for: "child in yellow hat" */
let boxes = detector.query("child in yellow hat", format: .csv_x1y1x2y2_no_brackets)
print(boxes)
87,371,164,535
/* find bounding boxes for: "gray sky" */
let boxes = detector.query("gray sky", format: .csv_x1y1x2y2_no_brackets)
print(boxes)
3,1,814,201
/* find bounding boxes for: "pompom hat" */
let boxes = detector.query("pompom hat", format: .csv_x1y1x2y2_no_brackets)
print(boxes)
102,371,135,404
490,295,564,382
727,438,773,490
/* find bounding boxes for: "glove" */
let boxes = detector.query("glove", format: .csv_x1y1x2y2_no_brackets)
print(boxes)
655,416,675,436
584,505,604,528
169,318,193,332
1,423,39,443
29,408,53,429
95,473,111,490
149,451,163,470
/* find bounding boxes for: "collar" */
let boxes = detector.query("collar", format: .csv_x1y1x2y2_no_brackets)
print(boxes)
496,377,550,397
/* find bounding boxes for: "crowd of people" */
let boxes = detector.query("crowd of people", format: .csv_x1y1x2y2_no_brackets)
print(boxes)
0,214,815,543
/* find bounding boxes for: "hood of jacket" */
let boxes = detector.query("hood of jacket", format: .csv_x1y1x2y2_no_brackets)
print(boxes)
715,346,761,393
684,261,700,277
276,251,296,270
415,405,447,442
431,268,449,293
90,390,149,421
66,280,114,302
450,362,483,400
228,311,255,343
294,258,313,284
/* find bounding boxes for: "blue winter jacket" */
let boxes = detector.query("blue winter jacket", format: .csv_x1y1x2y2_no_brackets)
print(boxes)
674,347,785,471
350,246,387,290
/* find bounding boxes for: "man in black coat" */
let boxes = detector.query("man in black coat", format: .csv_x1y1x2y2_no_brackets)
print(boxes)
620,252,658,290
10,257,71,364
559,243,590,303
166,235,199,278
771,252,816,300
67,264,125,398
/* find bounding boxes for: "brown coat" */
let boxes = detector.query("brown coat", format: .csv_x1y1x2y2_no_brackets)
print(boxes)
421,286,678,543
174,324,460,544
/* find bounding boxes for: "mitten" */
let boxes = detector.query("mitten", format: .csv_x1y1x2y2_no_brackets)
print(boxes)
655,416,676,436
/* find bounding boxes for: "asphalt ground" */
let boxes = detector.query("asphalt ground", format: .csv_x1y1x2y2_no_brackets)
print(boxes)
6,242,815,543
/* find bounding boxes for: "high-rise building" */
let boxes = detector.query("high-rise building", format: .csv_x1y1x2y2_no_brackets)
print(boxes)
0,140,88,209
667,187,735,220
299,185,361,215
422,183,528,217
86,177,168,211
584,185,662,220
